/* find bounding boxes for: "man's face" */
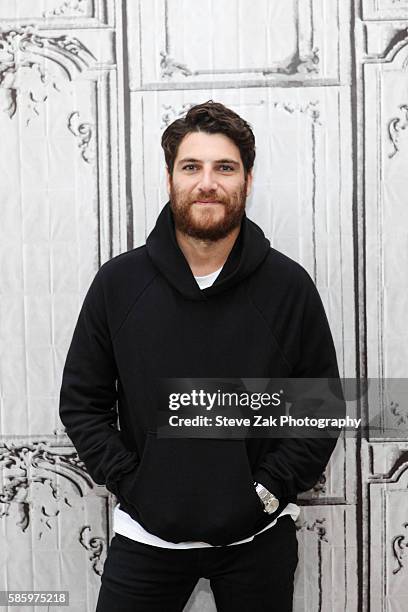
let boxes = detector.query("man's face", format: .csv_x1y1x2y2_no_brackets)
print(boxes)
167,131,253,241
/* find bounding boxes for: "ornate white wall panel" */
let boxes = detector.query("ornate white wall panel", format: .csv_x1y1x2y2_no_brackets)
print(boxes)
0,439,113,611
363,0,408,21
0,2,126,610
0,27,125,438
127,0,350,90
130,87,355,379
365,40,408,381
293,505,358,612
358,6,408,611
129,84,355,612
0,0,113,26
367,456,408,610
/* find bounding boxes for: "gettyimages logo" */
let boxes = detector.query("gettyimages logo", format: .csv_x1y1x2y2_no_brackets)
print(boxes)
167,388,282,411
154,377,408,439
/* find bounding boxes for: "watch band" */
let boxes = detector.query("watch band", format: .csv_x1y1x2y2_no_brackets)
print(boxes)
254,481,280,514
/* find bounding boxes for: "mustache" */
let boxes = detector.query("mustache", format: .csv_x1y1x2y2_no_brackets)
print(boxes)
189,195,227,203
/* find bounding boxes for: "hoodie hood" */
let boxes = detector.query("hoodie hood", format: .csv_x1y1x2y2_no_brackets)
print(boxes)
146,202,270,300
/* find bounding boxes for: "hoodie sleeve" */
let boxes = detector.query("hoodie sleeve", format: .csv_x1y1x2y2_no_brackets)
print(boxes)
59,267,139,493
253,272,345,500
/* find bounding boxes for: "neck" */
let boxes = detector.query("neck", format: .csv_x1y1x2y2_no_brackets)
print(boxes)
175,225,241,276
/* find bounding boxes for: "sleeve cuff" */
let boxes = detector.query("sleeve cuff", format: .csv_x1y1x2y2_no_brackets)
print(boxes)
106,465,139,500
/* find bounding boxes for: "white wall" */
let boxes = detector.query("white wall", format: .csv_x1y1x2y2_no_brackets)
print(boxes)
0,1,407,610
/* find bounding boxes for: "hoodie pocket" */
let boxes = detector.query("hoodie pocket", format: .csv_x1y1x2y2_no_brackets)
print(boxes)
122,432,266,546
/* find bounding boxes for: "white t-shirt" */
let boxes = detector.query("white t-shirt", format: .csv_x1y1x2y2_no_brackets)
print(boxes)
194,266,224,289
113,265,300,547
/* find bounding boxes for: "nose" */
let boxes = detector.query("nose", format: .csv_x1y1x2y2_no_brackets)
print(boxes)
197,167,218,192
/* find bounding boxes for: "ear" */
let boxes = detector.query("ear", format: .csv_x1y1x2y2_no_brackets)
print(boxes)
245,169,253,196
165,166,171,195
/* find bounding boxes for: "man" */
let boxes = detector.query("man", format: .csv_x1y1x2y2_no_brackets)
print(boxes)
59,101,342,611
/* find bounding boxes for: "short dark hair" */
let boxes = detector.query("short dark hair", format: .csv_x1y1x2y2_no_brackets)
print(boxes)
161,100,256,176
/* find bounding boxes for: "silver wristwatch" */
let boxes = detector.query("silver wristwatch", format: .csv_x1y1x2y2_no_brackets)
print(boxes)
254,481,279,514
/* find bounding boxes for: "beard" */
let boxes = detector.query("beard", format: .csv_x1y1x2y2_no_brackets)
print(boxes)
169,179,247,241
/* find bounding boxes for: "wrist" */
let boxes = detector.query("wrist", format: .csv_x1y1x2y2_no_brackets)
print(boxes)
253,468,283,500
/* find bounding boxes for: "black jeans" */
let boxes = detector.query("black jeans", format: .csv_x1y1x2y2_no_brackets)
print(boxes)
95,515,298,612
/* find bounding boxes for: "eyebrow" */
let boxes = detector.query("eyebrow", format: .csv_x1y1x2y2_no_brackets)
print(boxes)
177,157,240,167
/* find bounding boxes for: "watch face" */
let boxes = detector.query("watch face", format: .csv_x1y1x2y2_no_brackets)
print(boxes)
266,498,279,513
255,484,279,513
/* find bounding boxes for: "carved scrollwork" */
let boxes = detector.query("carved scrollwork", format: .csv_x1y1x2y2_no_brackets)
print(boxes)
300,517,329,542
0,441,94,538
388,104,408,158
270,99,321,124
161,103,194,129
79,526,105,576
160,51,193,79
0,24,96,122
389,399,408,426
392,522,408,574
43,0,87,18
263,48,320,76
68,111,95,163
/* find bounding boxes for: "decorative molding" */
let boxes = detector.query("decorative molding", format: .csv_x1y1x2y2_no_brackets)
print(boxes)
392,522,408,574
161,100,321,130
161,102,194,129
369,450,408,480
160,51,193,80
68,111,95,163
0,441,94,538
299,517,328,610
159,48,319,82
389,398,408,426
43,0,87,18
263,48,320,76
271,99,320,282
0,25,96,122
363,1,408,20
301,517,329,542
388,104,408,158
365,27,408,62
79,526,105,576
382,28,408,60
368,469,408,608
270,100,321,124
156,0,322,85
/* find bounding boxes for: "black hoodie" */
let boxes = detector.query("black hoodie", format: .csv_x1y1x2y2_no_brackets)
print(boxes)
59,202,343,546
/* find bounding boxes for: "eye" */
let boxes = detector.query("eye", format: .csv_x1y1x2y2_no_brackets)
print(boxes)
182,164,198,171
218,164,234,172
